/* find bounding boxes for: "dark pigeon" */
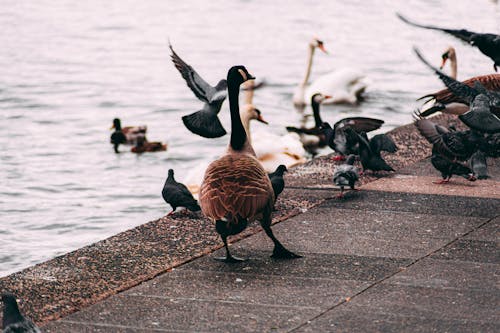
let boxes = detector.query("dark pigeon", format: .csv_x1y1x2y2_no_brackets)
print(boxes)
2,293,41,333
469,150,488,180
355,130,397,173
398,13,500,71
169,43,228,138
162,169,201,215
332,154,359,198
268,164,287,202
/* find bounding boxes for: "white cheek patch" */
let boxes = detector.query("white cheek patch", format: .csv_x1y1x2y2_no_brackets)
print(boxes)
238,69,247,81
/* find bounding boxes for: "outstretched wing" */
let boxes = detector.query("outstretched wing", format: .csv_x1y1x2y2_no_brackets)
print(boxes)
333,117,384,133
397,13,476,43
169,43,218,103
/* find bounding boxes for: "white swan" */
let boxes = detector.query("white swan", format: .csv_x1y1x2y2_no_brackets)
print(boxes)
293,37,368,106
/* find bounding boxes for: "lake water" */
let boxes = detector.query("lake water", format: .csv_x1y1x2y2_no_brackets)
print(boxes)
1,0,498,276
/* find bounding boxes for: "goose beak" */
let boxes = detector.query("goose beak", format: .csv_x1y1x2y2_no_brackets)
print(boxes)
247,73,256,80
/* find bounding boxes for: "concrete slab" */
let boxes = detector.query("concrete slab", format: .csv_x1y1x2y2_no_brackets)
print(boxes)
43,294,319,333
361,174,500,199
326,190,500,218
184,250,411,282
389,258,499,291
232,207,486,259
295,307,499,333
430,239,499,264
123,269,368,309
464,216,500,242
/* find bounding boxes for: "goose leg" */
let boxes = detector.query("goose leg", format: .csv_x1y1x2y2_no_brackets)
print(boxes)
260,212,302,259
214,220,246,263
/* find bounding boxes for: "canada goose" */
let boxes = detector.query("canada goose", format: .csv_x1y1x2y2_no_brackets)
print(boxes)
199,66,301,262
293,38,368,106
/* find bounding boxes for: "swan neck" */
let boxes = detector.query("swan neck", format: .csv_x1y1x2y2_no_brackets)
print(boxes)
449,54,457,79
242,80,254,105
300,45,315,87
240,107,252,145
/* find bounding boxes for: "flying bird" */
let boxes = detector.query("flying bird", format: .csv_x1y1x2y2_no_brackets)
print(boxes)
398,13,500,71
2,293,41,333
162,169,201,215
169,43,228,138
332,154,360,198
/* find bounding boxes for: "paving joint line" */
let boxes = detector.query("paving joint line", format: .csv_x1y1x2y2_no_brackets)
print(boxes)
287,209,499,332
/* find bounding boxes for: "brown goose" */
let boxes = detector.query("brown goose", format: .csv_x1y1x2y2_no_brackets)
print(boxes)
199,66,301,262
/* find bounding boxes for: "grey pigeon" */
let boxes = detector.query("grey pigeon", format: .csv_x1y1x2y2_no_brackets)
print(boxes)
398,13,500,71
2,293,41,333
355,130,397,173
413,47,500,133
332,155,359,198
162,169,201,215
169,43,228,138
469,151,488,180
268,165,287,202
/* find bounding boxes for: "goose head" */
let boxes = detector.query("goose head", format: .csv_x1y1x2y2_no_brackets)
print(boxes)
309,38,328,54
311,93,332,105
227,65,255,86
440,46,456,69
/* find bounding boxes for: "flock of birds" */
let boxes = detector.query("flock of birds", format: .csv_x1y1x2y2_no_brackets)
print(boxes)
3,13,500,333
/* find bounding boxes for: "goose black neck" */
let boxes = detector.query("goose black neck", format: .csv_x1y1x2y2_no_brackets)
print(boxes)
228,80,246,151
312,100,323,127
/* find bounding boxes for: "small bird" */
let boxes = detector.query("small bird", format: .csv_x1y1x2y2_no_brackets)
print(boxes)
162,169,200,215
2,293,41,333
169,43,228,138
332,154,359,198
131,136,167,153
398,13,500,71
110,118,147,153
469,150,488,180
268,165,288,202
414,48,500,133
355,130,397,173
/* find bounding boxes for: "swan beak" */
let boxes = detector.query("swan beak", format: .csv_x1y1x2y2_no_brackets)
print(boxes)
324,95,333,100
110,124,115,130
318,44,328,54
440,57,448,69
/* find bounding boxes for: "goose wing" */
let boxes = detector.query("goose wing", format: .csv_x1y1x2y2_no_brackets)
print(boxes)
200,154,273,221
169,43,222,103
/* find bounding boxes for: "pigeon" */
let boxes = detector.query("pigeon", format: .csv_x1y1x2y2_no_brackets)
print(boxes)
430,148,476,184
332,154,359,198
169,43,228,138
469,150,488,180
320,117,385,160
398,13,500,71
162,169,201,215
355,130,397,173
480,132,500,158
414,47,500,133
2,293,41,333
414,115,479,184
268,164,287,202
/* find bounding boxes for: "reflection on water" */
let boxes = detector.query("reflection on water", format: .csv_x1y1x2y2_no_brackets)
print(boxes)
0,0,498,276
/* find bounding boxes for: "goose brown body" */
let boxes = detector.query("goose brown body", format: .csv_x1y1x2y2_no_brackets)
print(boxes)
200,153,274,223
